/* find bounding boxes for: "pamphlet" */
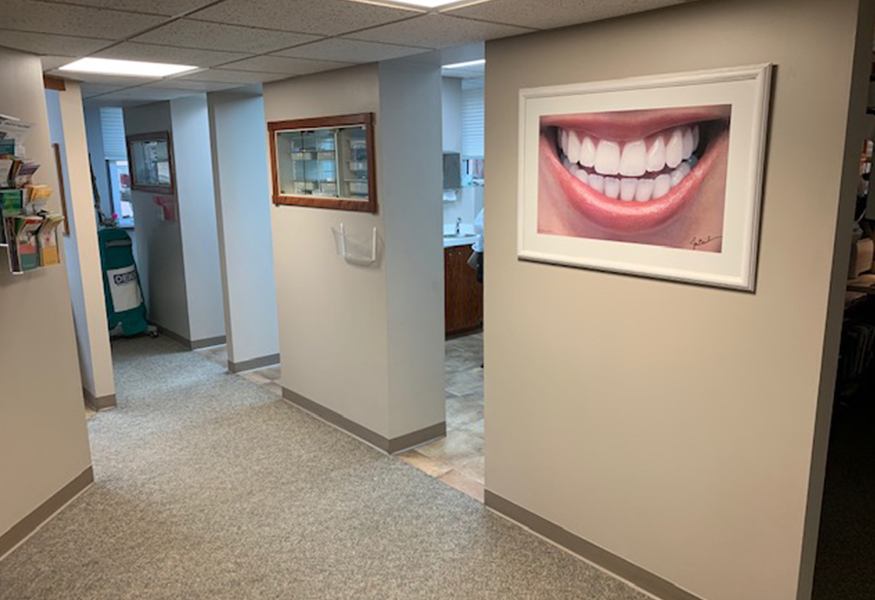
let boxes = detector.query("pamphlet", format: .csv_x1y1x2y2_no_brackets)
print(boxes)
13,161,39,188
37,215,63,266
0,188,22,245
26,184,51,204
12,215,42,271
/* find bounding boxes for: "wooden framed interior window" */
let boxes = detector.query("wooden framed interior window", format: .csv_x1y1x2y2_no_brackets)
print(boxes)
268,113,377,213
126,131,175,194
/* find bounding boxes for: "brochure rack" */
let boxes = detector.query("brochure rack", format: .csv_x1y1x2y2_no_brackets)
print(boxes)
0,114,64,275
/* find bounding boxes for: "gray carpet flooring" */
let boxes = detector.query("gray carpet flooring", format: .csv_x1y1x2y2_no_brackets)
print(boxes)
0,336,648,599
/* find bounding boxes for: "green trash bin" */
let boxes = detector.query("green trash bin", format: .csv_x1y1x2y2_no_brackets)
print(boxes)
97,228,153,337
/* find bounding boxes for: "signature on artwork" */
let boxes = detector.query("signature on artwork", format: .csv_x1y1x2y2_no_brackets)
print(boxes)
690,235,722,250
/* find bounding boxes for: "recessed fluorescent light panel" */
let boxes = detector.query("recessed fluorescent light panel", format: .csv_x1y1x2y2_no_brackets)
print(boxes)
443,59,485,70
59,58,197,78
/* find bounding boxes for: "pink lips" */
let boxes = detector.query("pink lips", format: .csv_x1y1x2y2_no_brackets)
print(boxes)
541,106,730,233
541,106,730,142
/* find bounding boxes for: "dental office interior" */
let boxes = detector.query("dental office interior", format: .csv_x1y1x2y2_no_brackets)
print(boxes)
2,1,875,599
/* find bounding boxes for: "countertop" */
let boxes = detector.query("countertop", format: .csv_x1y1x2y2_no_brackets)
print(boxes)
443,234,477,249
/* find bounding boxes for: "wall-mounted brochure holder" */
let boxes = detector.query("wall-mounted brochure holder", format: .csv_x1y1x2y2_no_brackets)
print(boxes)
0,187,63,274
0,114,63,275
335,222,378,266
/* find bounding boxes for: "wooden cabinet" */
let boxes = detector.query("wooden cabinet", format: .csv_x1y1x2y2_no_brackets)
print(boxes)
444,245,483,336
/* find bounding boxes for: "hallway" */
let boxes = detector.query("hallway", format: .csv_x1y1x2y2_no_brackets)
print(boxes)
0,336,645,600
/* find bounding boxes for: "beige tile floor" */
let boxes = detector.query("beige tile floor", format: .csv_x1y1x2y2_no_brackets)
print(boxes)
398,332,485,502
196,333,485,502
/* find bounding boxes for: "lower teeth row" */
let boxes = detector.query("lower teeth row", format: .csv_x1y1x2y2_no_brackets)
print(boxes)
562,155,699,202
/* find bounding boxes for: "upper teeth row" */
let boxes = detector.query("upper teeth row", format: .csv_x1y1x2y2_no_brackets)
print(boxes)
559,125,699,177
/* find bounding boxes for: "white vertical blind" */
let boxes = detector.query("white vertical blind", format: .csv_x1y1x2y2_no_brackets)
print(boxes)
461,77,484,158
99,107,127,160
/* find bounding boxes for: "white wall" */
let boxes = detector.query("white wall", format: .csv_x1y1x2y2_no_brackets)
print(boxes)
0,49,92,540
170,95,225,344
123,96,226,346
442,186,482,233
124,101,190,340
441,76,482,229
441,77,462,153
208,89,279,367
265,65,390,435
483,1,871,599
263,61,444,441
379,60,445,438
47,85,114,402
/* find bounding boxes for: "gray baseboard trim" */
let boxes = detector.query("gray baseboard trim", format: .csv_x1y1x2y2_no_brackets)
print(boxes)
484,490,703,600
282,387,445,454
155,325,190,348
228,353,280,373
386,422,446,454
155,325,225,351
83,387,116,411
0,466,94,560
189,335,227,350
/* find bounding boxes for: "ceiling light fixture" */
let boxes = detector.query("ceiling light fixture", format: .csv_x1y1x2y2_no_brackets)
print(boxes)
443,59,485,70
59,57,197,78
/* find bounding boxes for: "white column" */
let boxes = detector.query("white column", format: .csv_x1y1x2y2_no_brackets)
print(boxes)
51,82,116,407
207,90,279,371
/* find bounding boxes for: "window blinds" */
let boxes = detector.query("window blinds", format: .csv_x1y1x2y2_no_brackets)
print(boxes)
99,107,127,160
461,78,484,158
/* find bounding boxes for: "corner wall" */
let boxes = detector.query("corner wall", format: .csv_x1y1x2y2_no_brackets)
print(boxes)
207,89,279,369
47,84,115,407
123,97,226,347
379,61,445,438
169,95,225,345
0,50,92,553
265,65,390,436
483,1,870,599
263,61,444,447
124,102,189,340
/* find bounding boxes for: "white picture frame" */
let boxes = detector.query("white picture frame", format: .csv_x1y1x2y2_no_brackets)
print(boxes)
518,64,772,291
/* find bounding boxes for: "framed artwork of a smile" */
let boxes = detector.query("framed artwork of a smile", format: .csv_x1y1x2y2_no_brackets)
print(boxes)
518,64,772,291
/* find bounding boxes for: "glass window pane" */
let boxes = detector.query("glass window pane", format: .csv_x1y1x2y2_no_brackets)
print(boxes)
275,124,370,203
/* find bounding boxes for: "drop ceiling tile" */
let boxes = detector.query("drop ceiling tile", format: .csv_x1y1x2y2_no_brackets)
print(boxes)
0,0,164,38
221,55,350,75
444,0,688,30
0,29,110,56
46,70,155,86
180,69,292,84
79,82,129,98
349,14,532,49
94,43,250,68
46,0,214,16
133,19,322,54
40,55,77,71
189,0,419,36
144,79,241,92
273,38,427,63
92,87,203,103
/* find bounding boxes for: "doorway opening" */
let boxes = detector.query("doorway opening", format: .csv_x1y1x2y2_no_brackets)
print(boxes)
812,81,875,599
399,49,486,502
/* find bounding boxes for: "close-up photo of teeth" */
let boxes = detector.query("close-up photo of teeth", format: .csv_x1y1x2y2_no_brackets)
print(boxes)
537,104,732,249
557,125,700,202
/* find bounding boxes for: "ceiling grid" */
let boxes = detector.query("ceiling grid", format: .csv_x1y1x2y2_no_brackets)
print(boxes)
0,0,691,103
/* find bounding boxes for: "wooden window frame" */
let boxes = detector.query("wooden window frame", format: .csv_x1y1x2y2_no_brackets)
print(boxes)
125,131,175,194
52,143,70,236
268,113,377,214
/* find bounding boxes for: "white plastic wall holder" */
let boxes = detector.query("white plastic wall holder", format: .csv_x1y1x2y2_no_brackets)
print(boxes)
337,222,378,266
